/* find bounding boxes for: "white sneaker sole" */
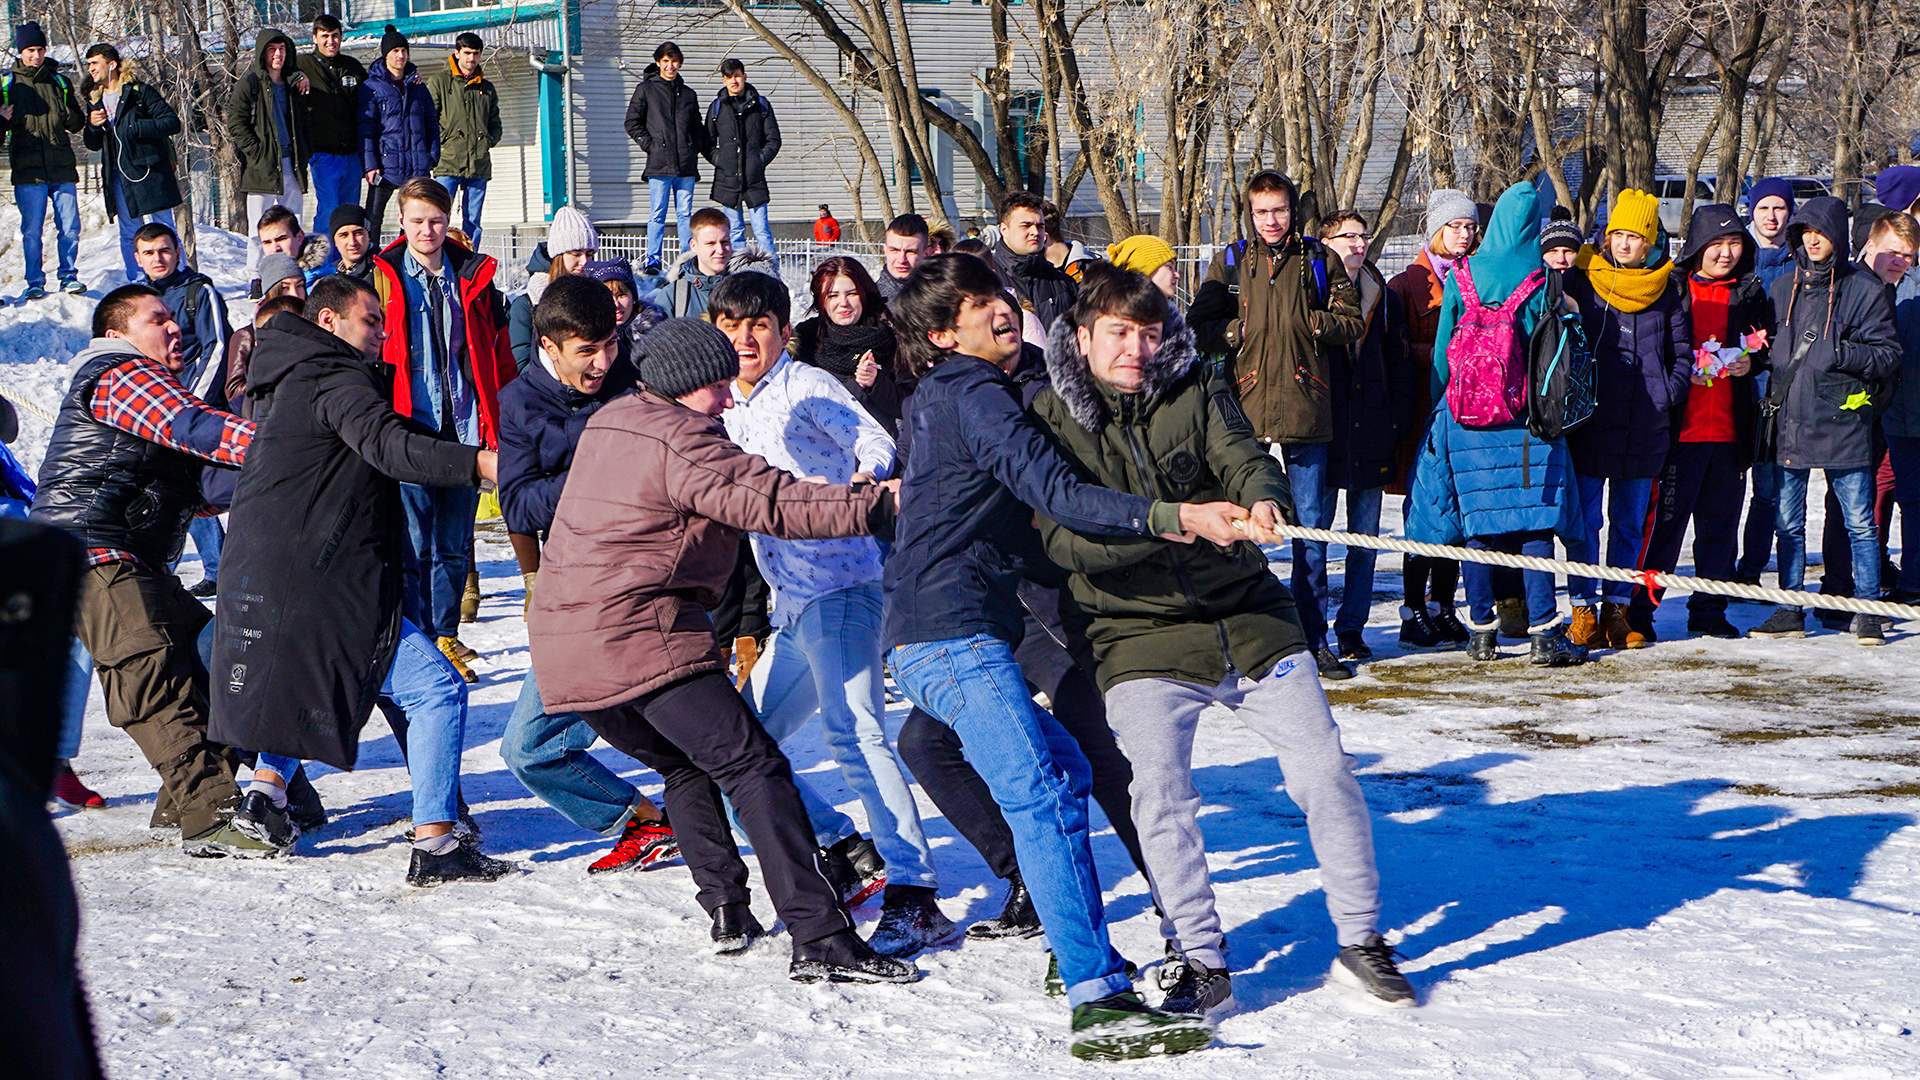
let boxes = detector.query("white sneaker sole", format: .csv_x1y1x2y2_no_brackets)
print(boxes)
1327,957,1418,1009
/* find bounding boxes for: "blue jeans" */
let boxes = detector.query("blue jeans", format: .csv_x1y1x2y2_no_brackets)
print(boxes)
1464,532,1559,629
257,618,466,825
891,634,1129,1008
60,639,91,761
1777,467,1880,608
742,584,936,888
310,153,362,262
188,516,224,583
111,180,175,284
399,483,480,639
1886,435,1920,593
17,182,80,290
1279,445,1383,644
1568,474,1655,605
502,668,639,835
645,176,697,264
720,202,777,262
436,176,488,250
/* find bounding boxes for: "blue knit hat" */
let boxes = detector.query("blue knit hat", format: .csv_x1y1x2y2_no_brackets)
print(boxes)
1746,178,1796,217
14,21,47,50
1874,166,1920,215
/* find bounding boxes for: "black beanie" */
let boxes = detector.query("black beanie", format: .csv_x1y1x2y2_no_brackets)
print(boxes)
329,204,369,236
380,24,408,59
637,318,739,400
14,21,48,50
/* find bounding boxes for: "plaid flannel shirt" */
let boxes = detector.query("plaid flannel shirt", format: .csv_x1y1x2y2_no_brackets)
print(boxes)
83,354,254,570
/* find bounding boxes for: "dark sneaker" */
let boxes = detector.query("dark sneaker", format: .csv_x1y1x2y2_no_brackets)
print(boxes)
23,286,46,301
821,835,887,907
1467,628,1499,661
1816,608,1852,632
286,769,328,832
1529,626,1587,667
232,791,300,854
1069,991,1213,1061
710,901,765,955
184,817,281,858
589,816,679,873
1313,645,1355,681
1330,937,1417,1008
1430,605,1471,644
968,872,1041,939
1888,587,1920,605
61,279,86,295
1398,605,1448,650
790,928,923,984
1749,609,1807,639
247,278,263,300
866,884,961,958
188,578,218,598
1495,597,1529,640
1160,956,1234,1019
405,844,514,887
1853,613,1887,646
1046,950,1140,996
1335,631,1372,662
1686,613,1741,639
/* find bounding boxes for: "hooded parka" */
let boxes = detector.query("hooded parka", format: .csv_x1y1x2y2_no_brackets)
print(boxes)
227,32,310,195
623,64,705,179
1767,196,1903,471
209,312,480,770
4,57,84,185
425,54,500,180
1030,317,1305,693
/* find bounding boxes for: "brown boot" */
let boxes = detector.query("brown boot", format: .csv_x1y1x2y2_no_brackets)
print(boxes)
522,571,537,614
733,635,761,688
436,636,479,683
1567,605,1600,647
1599,602,1645,649
460,571,482,623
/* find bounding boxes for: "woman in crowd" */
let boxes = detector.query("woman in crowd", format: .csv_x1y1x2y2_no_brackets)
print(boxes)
790,255,904,434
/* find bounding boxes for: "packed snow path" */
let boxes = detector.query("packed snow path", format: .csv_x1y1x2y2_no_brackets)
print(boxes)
7,217,1918,1078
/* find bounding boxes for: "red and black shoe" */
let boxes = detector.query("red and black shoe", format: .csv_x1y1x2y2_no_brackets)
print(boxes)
588,816,679,874
53,765,107,809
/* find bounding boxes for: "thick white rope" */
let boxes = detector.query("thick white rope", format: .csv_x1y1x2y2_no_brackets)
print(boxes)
0,382,58,425
1263,523,1920,621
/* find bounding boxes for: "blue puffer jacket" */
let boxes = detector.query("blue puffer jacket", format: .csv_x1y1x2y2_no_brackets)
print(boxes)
358,62,439,180
1406,183,1586,546
1563,260,1693,479
497,355,636,538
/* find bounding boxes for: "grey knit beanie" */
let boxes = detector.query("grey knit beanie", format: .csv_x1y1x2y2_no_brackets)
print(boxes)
259,253,304,291
637,318,739,400
546,206,597,257
1425,189,1478,242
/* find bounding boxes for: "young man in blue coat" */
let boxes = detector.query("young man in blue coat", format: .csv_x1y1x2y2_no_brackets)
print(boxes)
883,253,1237,1060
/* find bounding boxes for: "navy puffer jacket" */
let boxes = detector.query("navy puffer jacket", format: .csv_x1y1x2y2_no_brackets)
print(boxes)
358,62,438,180
1564,258,1693,479
497,353,637,538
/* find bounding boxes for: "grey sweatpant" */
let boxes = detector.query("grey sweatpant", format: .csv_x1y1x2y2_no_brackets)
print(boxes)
1104,651,1382,969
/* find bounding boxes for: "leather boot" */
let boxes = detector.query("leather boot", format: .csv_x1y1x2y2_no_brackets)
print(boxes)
733,635,761,687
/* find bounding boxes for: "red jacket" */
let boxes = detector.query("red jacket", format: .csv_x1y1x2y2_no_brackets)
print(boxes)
814,214,840,243
370,238,516,449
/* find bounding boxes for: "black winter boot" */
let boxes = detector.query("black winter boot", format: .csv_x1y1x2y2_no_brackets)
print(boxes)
867,884,961,957
710,901,765,955
1528,626,1586,667
790,928,923,984
968,872,1042,939
1467,628,1499,661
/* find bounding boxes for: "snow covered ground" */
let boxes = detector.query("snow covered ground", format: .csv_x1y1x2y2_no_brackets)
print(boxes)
6,218,1920,1079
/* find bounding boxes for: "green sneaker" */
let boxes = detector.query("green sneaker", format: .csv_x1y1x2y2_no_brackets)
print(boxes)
183,817,283,858
1069,991,1212,1061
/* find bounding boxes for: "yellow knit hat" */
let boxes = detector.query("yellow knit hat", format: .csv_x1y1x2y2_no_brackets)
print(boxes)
1107,234,1176,277
1606,189,1661,244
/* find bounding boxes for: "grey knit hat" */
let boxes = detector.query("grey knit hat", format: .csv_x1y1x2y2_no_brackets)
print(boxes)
1425,189,1478,242
637,318,739,400
259,253,304,291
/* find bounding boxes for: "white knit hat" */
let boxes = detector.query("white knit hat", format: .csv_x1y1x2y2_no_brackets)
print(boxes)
547,207,597,256
1425,189,1477,242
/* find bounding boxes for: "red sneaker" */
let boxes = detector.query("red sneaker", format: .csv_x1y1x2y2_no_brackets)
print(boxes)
54,766,107,809
588,817,679,874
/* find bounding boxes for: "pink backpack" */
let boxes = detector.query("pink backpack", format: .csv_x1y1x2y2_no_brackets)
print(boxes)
1444,260,1546,428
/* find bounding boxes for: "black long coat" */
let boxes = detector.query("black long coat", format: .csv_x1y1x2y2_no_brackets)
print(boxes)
209,313,477,770
81,78,183,220
704,84,780,208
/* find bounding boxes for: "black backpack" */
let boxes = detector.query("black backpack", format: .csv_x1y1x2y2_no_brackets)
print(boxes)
1526,269,1596,441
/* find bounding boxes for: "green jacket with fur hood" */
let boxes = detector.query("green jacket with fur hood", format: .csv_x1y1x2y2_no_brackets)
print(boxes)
227,32,310,195
1030,314,1307,693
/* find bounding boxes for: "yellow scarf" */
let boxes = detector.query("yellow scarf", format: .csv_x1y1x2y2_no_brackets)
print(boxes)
1573,244,1672,313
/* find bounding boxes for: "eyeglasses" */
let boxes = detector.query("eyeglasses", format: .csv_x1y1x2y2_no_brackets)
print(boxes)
1327,232,1369,242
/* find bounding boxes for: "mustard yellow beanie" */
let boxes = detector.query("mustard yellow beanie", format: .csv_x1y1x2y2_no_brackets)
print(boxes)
1606,189,1661,244
1107,234,1177,277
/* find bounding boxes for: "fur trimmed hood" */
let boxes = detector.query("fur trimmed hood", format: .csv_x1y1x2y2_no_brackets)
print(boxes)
1043,310,1199,432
